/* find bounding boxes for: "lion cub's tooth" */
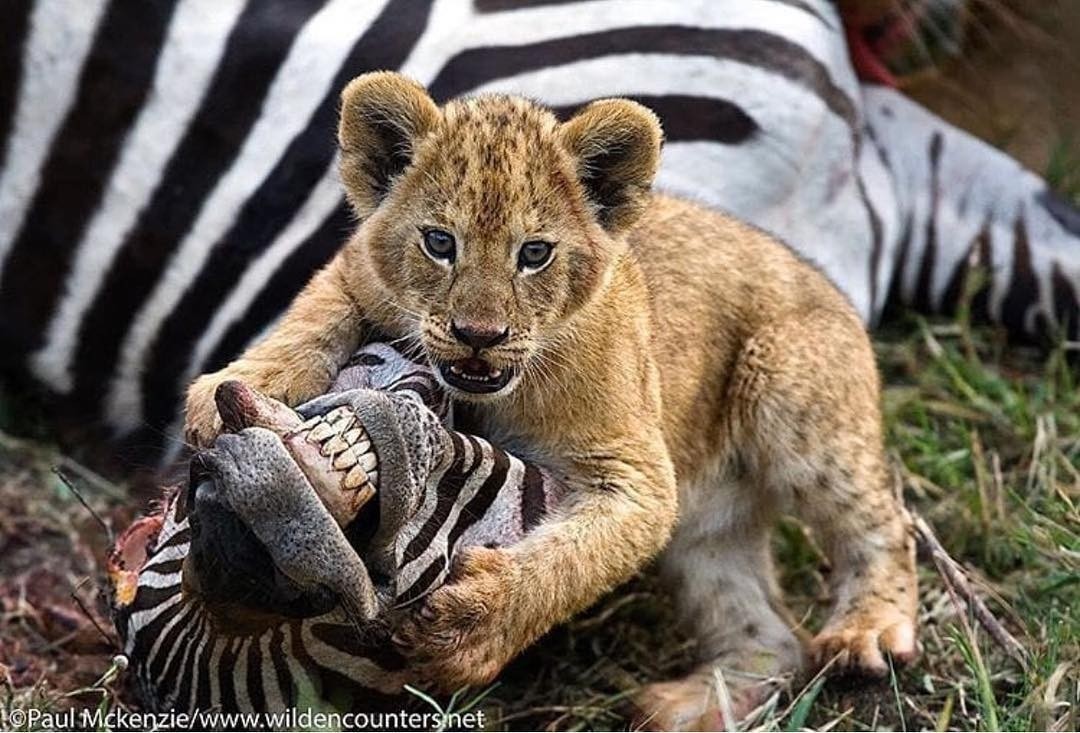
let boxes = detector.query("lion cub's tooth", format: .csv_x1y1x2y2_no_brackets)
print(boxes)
333,448,358,470
344,465,368,490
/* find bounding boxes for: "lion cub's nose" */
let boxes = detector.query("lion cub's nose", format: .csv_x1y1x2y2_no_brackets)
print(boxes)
450,320,509,350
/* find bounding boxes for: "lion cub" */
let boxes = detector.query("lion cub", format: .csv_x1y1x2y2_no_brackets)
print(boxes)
185,73,917,728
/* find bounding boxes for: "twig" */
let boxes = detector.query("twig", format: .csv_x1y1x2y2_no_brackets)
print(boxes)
912,512,1028,669
70,577,120,652
52,467,114,544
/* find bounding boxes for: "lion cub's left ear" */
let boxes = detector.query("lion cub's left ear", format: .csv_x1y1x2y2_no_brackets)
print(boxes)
338,72,441,217
559,99,663,234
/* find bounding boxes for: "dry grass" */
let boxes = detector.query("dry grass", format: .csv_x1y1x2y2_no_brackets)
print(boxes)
0,432,134,729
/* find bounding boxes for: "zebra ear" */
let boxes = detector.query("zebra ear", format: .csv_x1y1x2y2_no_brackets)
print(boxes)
338,72,441,216
559,99,663,233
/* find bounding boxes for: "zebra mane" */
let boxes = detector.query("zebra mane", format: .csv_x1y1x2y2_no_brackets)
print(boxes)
109,343,561,714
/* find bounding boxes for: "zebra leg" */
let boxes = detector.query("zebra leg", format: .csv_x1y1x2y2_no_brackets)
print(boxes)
730,307,918,677
863,85,1080,339
634,485,805,731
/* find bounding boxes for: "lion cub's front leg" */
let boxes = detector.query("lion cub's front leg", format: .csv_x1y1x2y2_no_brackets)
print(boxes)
399,431,679,689
184,257,367,446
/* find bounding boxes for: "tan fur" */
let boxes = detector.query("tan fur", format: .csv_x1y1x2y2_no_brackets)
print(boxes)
185,73,917,727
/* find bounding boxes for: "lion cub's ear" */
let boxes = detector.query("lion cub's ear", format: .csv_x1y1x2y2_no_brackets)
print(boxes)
338,72,441,216
559,99,663,234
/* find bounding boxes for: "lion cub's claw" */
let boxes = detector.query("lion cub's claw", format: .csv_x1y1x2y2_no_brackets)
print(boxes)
395,547,519,691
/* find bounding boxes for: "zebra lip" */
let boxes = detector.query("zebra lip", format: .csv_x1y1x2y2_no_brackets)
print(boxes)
107,514,164,608
438,358,513,393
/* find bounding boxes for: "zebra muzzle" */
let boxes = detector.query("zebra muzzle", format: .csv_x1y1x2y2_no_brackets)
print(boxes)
214,380,379,528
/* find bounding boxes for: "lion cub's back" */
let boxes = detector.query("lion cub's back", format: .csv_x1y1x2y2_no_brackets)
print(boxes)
628,194,866,461
631,194,857,341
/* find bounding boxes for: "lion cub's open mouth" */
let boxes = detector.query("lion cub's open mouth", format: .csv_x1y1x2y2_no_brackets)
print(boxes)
438,357,515,394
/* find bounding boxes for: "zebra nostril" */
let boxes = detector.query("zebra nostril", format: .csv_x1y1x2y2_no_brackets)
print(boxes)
450,320,509,350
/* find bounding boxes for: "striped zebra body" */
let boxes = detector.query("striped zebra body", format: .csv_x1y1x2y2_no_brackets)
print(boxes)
111,344,561,712
2,0,1078,456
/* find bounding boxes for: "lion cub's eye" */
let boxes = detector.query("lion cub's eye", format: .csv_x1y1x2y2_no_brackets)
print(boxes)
422,228,456,263
518,241,554,272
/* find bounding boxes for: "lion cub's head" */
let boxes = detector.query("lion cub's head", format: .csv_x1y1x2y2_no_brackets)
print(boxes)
337,72,662,401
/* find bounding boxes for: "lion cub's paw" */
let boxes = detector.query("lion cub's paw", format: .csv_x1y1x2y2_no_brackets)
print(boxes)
810,610,917,677
185,362,332,447
633,664,784,731
184,373,226,448
394,546,522,690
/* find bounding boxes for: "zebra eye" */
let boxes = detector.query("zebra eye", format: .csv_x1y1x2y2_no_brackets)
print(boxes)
422,229,456,263
518,241,554,272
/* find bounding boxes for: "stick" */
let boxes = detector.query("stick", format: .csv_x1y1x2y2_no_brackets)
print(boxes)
70,578,120,652
0,429,125,500
912,511,1028,668
53,467,114,544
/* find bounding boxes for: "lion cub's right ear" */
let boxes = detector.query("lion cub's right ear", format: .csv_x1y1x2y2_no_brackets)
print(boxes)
338,72,441,217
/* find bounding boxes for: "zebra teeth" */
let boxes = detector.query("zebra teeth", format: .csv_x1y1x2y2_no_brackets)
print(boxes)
343,427,362,446
333,448,358,470
307,421,336,443
326,407,353,428
359,450,377,474
321,434,349,456
354,438,371,455
343,465,369,490
354,483,376,506
299,415,322,431
367,469,378,488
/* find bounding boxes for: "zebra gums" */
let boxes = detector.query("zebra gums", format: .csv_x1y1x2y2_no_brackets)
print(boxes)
108,343,566,714
1,0,1078,462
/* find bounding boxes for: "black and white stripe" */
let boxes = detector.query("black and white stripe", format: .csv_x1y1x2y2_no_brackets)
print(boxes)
2,0,1077,453
120,501,410,713
861,86,1080,341
114,344,559,713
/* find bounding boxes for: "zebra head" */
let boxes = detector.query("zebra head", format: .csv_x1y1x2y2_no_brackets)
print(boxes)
108,344,560,713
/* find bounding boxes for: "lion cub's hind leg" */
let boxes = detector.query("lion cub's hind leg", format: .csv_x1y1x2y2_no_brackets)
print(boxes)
634,481,807,730
730,307,919,678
